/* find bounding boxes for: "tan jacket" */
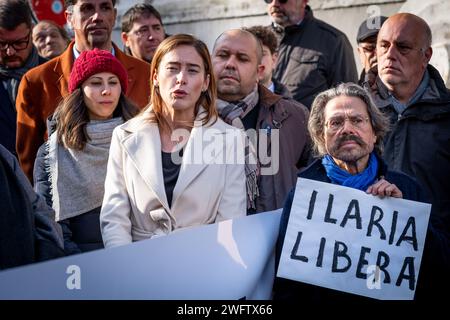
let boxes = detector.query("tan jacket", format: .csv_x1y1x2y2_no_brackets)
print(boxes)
16,41,151,181
100,111,247,248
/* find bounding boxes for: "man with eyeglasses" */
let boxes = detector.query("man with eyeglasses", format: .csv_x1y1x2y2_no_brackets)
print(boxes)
274,82,449,302
15,0,151,182
0,0,48,157
121,3,166,63
369,13,450,232
356,16,387,88
265,0,357,109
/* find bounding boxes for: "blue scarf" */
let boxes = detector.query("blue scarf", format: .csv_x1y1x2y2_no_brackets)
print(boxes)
322,153,378,191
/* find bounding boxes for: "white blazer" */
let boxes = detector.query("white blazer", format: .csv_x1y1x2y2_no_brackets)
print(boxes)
100,110,247,248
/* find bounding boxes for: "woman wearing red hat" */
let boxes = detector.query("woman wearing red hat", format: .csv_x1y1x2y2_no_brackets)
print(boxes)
33,48,139,255
100,34,246,248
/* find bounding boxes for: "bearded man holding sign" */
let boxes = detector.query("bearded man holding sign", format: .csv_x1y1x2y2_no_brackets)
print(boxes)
274,83,449,302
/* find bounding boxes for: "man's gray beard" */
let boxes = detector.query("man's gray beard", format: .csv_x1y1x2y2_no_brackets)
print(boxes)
329,143,371,165
271,15,289,27
333,151,366,164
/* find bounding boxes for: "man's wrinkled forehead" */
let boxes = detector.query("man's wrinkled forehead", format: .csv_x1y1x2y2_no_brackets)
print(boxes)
214,32,258,55
33,23,57,34
66,0,115,6
66,0,115,10
378,16,426,46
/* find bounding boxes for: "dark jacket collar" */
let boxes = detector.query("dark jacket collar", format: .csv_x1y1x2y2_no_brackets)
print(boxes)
258,84,282,108
273,78,292,98
257,84,292,128
373,64,450,117
375,64,449,102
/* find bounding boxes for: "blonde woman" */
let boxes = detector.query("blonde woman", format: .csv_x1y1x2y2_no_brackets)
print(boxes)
100,34,246,248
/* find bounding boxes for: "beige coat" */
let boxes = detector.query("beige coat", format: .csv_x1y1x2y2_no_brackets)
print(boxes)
100,111,247,248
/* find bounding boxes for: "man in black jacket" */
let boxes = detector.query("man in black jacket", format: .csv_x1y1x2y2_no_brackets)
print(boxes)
371,13,450,230
265,0,357,109
212,28,311,214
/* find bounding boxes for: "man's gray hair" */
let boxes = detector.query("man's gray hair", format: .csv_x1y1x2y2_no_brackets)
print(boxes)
308,82,389,157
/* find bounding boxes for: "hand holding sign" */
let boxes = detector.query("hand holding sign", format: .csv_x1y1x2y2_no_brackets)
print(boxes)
366,177,403,198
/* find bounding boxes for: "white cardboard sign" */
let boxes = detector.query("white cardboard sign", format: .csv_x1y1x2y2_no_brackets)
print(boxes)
0,210,281,300
277,178,431,300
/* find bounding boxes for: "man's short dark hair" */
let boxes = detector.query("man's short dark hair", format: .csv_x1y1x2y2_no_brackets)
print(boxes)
64,0,116,9
121,3,163,34
243,25,278,55
0,0,33,30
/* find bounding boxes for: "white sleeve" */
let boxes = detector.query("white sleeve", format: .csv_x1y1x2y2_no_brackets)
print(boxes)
100,128,133,248
215,130,247,221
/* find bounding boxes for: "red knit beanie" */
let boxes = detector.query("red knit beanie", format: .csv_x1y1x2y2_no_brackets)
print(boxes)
69,48,128,94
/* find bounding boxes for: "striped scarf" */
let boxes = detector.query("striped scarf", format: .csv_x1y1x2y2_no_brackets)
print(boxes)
216,87,260,209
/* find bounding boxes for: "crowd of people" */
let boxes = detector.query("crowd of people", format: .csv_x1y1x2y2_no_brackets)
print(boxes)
0,0,448,302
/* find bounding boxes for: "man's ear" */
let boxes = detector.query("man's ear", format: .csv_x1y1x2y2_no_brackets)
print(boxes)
272,52,278,66
301,0,309,10
121,32,129,47
424,46,433,64
257,64,265,82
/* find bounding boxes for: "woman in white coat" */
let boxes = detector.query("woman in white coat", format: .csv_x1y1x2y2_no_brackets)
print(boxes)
100,34,247,248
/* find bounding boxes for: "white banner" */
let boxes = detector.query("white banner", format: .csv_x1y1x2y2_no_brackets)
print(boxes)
277,178,431,300
0,210,281,300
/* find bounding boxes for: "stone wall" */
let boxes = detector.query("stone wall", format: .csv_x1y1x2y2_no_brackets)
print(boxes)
113,0,449,84
113,0,405,74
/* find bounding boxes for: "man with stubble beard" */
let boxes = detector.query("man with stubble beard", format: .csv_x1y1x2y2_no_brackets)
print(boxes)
212,29,311,214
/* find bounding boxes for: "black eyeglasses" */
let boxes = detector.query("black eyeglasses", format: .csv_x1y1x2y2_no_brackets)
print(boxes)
325,115,370,133
264,0,289,4
0,31,31,51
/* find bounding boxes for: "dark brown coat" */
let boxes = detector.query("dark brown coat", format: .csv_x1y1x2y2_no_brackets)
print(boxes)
254,85,311,212
16,41,151,181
